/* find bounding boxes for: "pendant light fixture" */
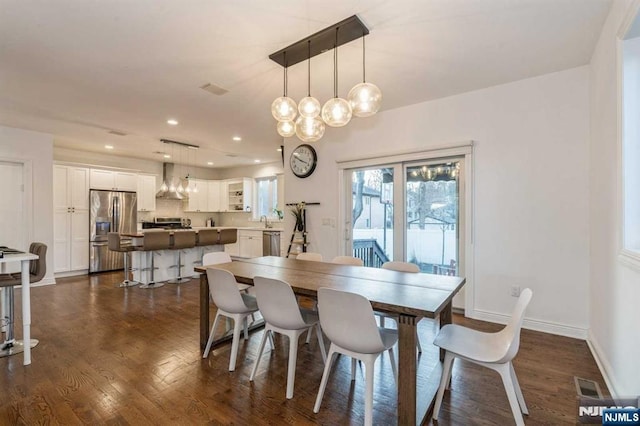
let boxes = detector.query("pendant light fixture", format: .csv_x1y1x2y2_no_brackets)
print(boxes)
348,34,382,117
297,41,321,119
271,51,297,125
322,27,352,127
268,16,379,142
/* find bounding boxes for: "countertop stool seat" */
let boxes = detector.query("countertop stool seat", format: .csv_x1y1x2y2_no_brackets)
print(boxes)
218,228,238,245
0,242,46,358
192,229,220,270
168,230,196,284
138,230,171,289
108,232,138,287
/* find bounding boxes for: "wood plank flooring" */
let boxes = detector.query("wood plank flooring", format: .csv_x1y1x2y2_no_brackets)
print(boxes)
1,272,607,425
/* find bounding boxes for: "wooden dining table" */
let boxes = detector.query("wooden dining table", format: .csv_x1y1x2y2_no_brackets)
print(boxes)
195,256,465,425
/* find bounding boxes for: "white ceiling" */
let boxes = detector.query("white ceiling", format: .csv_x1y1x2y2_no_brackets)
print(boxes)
0,0,611,168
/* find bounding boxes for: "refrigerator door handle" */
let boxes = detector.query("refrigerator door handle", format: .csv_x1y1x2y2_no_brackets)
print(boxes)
92,242,109,247
113,196,120,233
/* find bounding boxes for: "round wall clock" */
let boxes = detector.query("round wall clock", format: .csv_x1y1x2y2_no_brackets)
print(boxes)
289,144,317,178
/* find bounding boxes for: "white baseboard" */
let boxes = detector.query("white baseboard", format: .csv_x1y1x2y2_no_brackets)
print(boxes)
586,330,619,397
54,270,87,278
469,309,588,339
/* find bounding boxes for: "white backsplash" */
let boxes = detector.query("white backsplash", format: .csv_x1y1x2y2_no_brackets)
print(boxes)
138,198,256,228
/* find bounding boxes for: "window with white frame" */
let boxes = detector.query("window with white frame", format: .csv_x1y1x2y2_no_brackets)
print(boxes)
622,35,640,257
255,176,278,219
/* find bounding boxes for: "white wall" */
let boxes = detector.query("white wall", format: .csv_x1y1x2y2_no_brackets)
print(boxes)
285,66,590,337
589,0,640,396
0,125,55,284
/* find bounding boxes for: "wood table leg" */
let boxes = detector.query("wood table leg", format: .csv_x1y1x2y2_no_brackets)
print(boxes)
439,301,452,361
398,314,417,425
199,273,209,352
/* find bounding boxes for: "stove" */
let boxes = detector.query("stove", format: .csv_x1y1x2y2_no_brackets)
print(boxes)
142,217,192,230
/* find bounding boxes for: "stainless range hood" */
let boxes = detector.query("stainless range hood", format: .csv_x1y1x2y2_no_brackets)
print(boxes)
155,163,188,200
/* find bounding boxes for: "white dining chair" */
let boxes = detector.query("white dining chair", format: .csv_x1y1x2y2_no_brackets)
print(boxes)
296,252,323,261
331,255,364,266
381,260,420,273
202,268,260,371
314,287,398,426
202,252,251,293
433,288,533,426
380,261,423,353
249,276,327,399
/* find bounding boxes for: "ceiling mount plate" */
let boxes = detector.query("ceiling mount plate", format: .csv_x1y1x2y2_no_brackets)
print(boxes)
269,15,369,68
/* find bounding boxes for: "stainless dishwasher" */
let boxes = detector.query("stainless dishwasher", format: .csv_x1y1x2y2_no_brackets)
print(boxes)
262,231,281,256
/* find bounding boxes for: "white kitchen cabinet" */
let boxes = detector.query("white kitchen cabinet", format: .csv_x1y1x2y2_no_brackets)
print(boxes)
137,174,156,212
207,180,221,212
238,230,263,258
90,169,137,191
223,178,253,212
184,179,209,212
54,165,90,273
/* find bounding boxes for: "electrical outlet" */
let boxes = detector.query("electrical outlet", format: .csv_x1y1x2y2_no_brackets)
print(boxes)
510,286,521,297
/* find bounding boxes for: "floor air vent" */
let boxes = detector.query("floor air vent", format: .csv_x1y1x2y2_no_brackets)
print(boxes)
574,376,603,398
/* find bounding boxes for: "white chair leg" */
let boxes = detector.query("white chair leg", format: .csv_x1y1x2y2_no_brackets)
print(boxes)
249,327,270,382
433,351,455,420
510,362,529,415
387,348,398,384
203,312,222,358
268,330,275,350
315,324,327,362
228,317,244,372
351,357,357,381
314,348,336,413
364,358,375,426
286,333,300,399
497,363,526,426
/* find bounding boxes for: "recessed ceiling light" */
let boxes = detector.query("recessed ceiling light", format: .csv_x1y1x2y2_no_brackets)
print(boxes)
207,161,214,166
232,136,242,142
167,119,179,126
163,154,171,159
105,145,114,150
254,159,261,163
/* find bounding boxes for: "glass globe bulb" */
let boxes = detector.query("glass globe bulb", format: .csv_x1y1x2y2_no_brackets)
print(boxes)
185,183,191,193
321,97,353,127
277,120,296,137
193,185,198,193
298,96,321,118
348,82,382,117
295,115,325,142
168,181,176,192
176,182,184,193
271,96,297,122
160,182,168,191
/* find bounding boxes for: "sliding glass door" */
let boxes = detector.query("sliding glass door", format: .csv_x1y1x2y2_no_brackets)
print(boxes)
345,158,464,276
405,161,460,274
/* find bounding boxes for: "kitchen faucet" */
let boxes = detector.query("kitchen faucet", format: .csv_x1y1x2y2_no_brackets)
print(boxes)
260,215,271,228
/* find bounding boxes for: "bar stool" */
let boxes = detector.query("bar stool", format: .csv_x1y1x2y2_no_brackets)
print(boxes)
107,232,138,287
168,230,196,284
218,228,238,245
138,230,171,289
0,242,45,358
192,229,220,270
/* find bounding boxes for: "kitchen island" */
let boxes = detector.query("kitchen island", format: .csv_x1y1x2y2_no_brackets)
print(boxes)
126,228,233,284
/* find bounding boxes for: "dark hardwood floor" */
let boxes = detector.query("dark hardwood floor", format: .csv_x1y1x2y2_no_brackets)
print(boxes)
1,272,607,425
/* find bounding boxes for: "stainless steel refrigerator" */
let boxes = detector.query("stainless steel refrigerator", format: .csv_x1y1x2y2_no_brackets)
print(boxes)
89,189,137,273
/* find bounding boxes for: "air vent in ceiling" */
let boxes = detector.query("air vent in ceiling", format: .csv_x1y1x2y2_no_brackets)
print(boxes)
225,154,238,158
108,130,128,136
200,83,229,96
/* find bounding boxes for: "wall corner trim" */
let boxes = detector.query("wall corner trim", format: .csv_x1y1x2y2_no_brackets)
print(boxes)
587,329,620,397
